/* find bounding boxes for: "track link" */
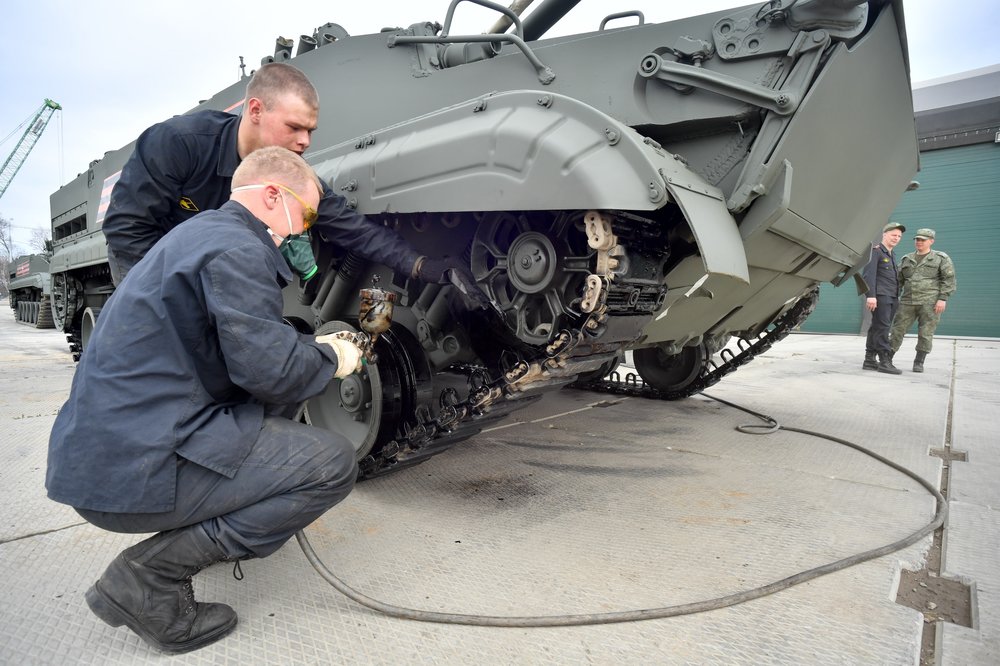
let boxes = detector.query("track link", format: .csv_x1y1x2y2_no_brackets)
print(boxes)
573,288,820,401
358,288,818,478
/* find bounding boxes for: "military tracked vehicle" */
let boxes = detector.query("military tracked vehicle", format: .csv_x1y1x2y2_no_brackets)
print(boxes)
8,253,55,328
48,0,917,477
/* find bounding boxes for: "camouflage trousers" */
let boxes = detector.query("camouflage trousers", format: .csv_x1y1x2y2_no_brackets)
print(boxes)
890,302,941,354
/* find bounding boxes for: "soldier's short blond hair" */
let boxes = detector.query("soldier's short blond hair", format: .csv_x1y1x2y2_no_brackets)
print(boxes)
246,63,319,111
232,146,322,196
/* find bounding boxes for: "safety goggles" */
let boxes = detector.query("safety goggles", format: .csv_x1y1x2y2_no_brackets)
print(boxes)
269,182,318,230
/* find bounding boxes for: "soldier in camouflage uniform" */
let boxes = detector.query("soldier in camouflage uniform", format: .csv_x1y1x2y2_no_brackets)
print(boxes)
889,228,957,372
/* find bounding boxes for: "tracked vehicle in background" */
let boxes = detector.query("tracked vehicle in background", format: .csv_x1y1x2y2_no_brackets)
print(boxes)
8,253,55,328
47,0,918,476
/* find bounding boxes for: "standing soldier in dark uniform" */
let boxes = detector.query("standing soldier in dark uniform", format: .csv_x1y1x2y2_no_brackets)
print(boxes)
889,228,957,372
860,222,905,374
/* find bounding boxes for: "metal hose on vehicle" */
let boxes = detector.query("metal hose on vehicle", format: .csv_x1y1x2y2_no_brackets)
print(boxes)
295,393,946,626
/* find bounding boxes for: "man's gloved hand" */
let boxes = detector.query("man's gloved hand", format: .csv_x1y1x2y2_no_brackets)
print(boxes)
414,256,491,309
315,333,364,378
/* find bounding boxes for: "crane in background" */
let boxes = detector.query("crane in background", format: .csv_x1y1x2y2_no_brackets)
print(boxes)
0,99,62,201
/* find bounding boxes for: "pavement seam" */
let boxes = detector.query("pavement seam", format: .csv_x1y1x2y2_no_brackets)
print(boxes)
661,445,924,494
0,521,88,546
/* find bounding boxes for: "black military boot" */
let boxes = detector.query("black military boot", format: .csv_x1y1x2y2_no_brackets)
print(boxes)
877,351,902,375
862,351,878,370
913,351,927,373
85,525,238,653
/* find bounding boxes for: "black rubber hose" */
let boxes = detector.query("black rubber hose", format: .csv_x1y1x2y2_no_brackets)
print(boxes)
296,393,946,627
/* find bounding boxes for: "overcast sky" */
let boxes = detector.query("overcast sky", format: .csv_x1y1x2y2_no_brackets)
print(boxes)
2,0,998,250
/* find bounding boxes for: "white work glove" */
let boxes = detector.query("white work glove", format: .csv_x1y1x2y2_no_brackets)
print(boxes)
315,333,364,378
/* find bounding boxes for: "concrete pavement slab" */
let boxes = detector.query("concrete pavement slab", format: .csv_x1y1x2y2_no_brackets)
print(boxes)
940,339,1000,665
1,306,993,664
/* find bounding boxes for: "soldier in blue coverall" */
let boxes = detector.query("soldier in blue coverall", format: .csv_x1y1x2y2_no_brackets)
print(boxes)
102,61,479,296
47,147,371,653
860,222,905,374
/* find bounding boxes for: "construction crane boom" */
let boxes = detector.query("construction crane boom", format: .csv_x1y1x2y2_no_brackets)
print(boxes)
0,99,62,201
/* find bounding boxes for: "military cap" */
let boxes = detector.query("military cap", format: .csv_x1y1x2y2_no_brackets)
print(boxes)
883,222,906,233
914,228,936,239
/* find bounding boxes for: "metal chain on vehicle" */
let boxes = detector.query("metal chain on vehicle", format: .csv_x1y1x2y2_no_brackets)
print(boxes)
359,306,609,476
360,288,818,476
573,287,820,401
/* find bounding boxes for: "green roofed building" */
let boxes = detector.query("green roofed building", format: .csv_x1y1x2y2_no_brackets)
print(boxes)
802,65,1000,337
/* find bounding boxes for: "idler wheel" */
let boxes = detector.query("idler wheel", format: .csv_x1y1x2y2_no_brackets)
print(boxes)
302,321,430,463
303,321,392,460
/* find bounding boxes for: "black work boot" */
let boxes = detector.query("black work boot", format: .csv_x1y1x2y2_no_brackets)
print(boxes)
862,351,878,371
85,525,238,653
877,352,902,375
913,351,927,373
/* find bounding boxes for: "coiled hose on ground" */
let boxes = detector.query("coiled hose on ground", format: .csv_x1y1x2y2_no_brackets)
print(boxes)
295,393,946,627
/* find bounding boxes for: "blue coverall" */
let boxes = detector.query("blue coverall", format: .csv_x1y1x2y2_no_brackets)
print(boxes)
47,201,357,559
101,110,419,284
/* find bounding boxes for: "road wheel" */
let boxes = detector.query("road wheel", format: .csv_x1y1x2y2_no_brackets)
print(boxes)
80,307,102,353
633,343,709,394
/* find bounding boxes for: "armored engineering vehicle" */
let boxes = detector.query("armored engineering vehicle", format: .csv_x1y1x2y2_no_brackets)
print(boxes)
47,0,918,477
8,253,54,328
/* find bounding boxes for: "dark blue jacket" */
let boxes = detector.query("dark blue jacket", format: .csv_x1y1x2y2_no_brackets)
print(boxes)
47,201,342,513
102,110,419,277
861,242,899,299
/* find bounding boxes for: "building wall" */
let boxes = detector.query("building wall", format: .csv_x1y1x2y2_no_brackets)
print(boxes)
800,282,864,334
802,142,1000,337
